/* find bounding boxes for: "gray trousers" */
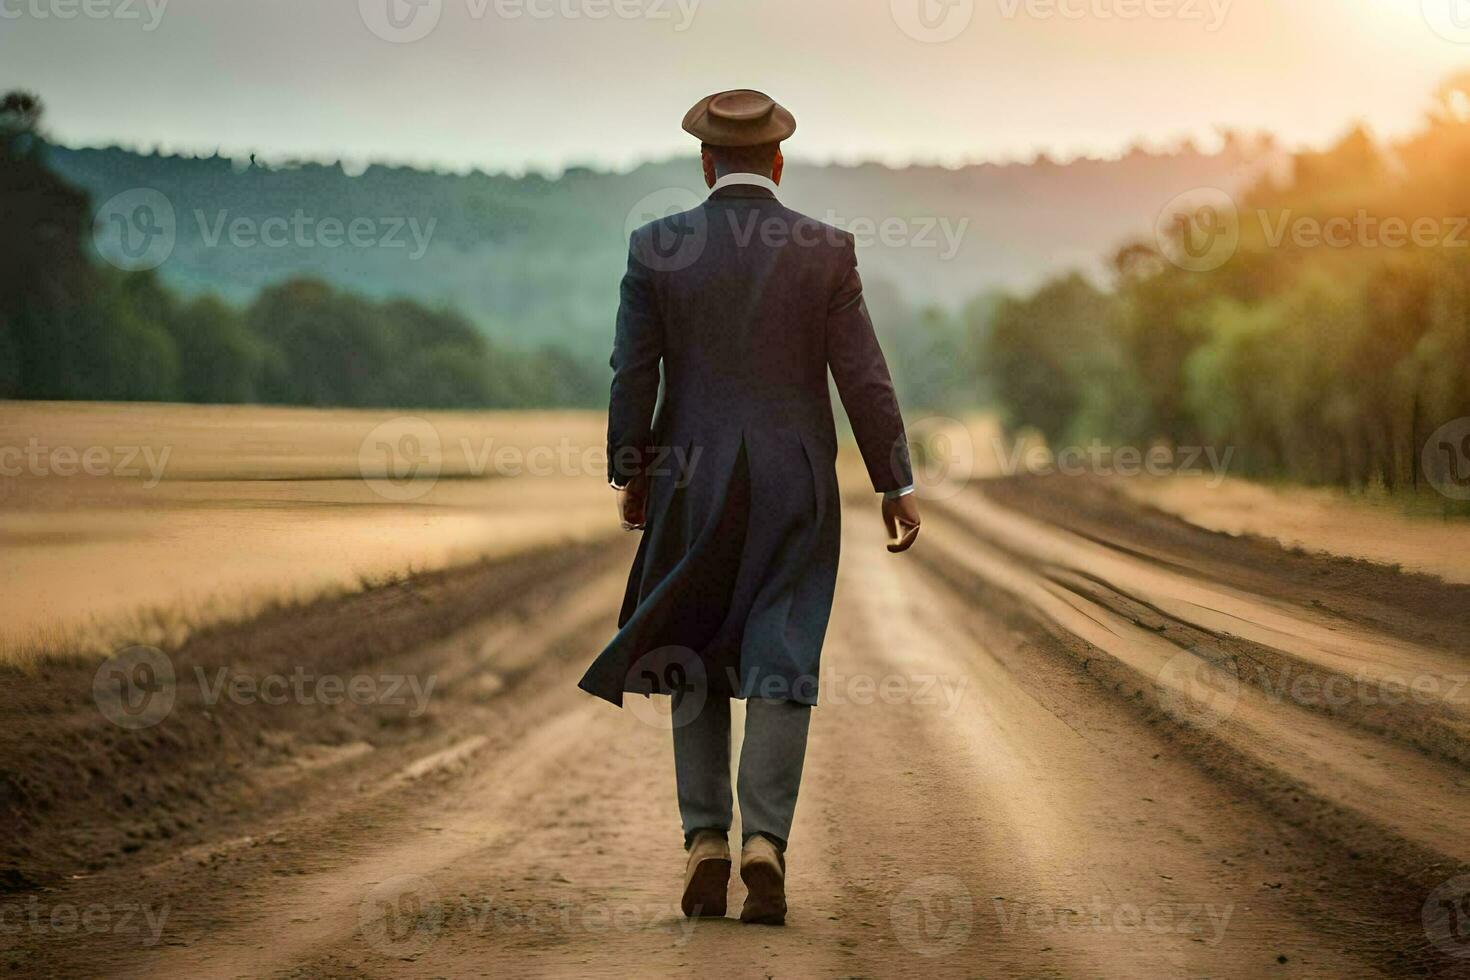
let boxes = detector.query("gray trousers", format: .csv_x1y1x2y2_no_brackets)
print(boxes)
671,692,811,852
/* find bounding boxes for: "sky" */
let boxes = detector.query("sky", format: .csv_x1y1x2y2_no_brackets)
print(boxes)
2,0,1468,173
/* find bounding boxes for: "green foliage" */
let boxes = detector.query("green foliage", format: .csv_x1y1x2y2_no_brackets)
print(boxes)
867,280,996,414
244,280,600,409
0,91,600,411
1,91,95,399
166,294,264,404
40,135,1263,369
981,77,1470,502
984,273,1119,444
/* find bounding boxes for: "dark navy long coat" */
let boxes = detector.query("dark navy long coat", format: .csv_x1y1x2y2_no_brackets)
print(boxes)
578,184,912,707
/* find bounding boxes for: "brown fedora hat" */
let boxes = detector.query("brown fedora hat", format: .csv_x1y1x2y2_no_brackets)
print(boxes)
682,89,796,147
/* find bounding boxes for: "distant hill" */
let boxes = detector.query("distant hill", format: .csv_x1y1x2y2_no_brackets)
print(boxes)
49,140,1270,365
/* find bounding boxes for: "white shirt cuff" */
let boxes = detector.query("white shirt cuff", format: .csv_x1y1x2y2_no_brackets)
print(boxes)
883,485,916,500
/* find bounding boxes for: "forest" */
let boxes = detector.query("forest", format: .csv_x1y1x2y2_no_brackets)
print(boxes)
981,74,1470,498
6,76,1470,500
0,92,600,409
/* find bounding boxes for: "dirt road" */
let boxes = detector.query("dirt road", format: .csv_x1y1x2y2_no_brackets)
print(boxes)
5,476,1470,978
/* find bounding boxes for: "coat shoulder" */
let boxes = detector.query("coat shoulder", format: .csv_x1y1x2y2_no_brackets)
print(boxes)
628,206,700,242
626,202,709,274
777,204,856,256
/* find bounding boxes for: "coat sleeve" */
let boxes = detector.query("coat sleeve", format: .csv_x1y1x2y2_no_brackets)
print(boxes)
825,236,914,494
607,228,662,486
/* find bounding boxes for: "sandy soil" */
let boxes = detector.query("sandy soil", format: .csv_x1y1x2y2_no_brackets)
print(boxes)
0,402,611,657
4,473,1469,978
1119,474,1470,585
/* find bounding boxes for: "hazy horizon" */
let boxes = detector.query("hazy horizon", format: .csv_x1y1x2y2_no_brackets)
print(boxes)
40,129,1252,178
4,0,1468,174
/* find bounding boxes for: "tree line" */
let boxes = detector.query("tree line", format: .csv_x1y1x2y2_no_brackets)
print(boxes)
980,74,1470,504
8,78,1470,505
0,92,600,409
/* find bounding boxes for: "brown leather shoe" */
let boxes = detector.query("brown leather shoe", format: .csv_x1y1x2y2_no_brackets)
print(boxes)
739,835,786,925
681,830,731,918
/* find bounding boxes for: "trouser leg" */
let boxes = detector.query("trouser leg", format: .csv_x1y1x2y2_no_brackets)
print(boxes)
671,689,732,847
736,698,812,852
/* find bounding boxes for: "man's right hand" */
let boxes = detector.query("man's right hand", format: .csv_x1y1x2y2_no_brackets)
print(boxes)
616,474,649,531
882,493,921,553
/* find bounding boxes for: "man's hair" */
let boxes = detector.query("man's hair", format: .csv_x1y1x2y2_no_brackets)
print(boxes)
702,140,781,175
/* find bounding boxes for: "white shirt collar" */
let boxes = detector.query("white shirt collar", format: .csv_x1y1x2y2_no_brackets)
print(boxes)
710,172,780,196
